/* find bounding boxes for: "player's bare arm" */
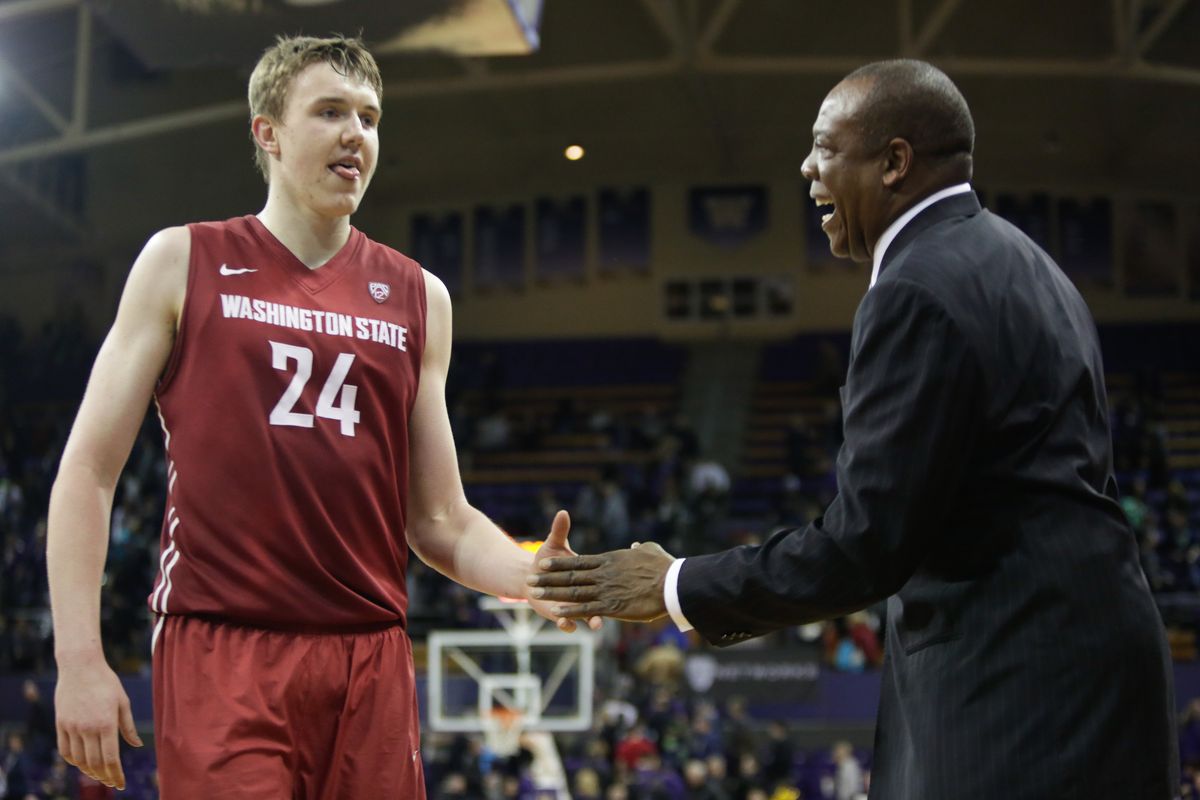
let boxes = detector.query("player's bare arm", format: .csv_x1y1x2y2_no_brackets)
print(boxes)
404,270,599,632
47,226,188,790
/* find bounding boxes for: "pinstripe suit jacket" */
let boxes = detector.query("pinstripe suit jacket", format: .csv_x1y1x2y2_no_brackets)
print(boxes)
677,192,1178,799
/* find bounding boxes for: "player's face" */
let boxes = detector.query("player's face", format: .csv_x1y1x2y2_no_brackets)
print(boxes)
272,62,380,218
800,80,885,263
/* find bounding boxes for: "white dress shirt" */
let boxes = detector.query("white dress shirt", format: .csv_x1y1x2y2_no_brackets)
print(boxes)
662,182,974,634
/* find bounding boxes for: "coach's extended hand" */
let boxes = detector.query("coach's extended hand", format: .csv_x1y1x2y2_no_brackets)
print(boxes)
528,541,676,622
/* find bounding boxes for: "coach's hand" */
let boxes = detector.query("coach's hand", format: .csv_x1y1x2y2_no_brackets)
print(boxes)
528,541,675,623
528,510,603,633
55,656,142,791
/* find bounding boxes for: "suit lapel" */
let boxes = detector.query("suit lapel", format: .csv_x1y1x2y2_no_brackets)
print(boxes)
878,191,983,279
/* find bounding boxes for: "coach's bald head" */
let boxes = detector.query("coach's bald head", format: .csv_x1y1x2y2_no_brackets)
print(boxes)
844,59,975,183
802,59,975,262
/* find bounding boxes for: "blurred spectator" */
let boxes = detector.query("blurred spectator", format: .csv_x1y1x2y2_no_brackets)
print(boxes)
576,470,631,549
573,767,604,800
1,732,32,800
688,457,730,497
784,416,818,480
614,723,658,772
720,698,758,766
705,754,739,800
653,477,691,555
685,709,724,763
846,612,883,669
1182,698,1200,769
682,758,729,800
23,679,55,764
1121,477,1150,533
731,752,764,800
606,783,630,800
476,408,513,451
631,752,685,800
760,721,794,788
832,740,865,800
39,755,74,800
635,646,685,693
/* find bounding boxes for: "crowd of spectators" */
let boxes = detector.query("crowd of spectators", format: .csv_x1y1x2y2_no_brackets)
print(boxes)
421,690,871,800
1112,372,1200,642
2,318,1199,798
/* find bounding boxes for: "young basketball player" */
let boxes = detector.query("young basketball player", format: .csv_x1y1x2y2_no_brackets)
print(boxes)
46,35,595,798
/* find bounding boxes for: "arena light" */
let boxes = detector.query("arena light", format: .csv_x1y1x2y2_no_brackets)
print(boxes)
564,144,584,161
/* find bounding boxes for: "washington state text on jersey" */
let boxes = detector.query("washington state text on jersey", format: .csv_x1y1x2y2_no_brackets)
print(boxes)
219,293,409,352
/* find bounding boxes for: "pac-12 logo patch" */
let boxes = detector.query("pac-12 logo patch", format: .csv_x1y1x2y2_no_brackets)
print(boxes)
368,282,390,303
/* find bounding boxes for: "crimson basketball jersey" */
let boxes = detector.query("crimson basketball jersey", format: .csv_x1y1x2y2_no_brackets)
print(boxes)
149,215,426,631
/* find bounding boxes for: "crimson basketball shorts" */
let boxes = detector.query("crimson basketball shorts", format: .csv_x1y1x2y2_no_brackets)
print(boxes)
151,615,425,800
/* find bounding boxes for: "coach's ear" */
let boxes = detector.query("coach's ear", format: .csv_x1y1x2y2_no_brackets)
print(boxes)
881,137,914,189
251,115,281,160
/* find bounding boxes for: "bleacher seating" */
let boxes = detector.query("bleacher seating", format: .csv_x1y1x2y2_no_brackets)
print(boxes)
449,339,686,530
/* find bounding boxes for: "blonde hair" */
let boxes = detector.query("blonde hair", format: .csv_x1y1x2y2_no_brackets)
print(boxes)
247,34,383,182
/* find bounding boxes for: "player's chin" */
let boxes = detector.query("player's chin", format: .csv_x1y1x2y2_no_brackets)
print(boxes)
320,193,362,218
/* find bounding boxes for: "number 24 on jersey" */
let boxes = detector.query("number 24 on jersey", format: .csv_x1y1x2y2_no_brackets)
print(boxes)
267,340,360,437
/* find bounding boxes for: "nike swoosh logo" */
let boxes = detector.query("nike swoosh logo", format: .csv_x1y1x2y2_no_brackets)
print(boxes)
219,264,258,276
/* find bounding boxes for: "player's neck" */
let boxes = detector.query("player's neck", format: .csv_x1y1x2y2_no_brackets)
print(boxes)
257,194,353,271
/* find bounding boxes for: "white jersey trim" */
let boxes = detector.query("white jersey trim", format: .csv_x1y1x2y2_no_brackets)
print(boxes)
151,410,185,616
150,615,165,656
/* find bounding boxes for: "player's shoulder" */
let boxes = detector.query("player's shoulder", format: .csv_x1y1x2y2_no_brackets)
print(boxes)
420,268,451,313
184,214,258,239
135,225,191,277
142,214,261,264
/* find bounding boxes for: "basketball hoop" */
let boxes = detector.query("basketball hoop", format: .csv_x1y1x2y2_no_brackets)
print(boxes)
483,707,525,758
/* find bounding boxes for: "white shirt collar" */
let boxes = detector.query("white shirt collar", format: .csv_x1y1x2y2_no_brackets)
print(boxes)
869,183,972,288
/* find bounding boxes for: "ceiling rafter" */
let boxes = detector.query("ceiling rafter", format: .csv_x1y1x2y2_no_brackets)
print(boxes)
1136,0,1191,55
0,1,1197,181
898,0,914,54
0,53,70,132
696,0,739,56
0,166,88,239
0,0,79,24
637,0,686,56
911,0,963,56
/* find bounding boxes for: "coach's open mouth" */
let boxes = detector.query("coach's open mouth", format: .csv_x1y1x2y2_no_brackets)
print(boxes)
814,196,837,230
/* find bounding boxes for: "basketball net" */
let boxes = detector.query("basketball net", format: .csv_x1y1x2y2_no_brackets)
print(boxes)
483,707,525,758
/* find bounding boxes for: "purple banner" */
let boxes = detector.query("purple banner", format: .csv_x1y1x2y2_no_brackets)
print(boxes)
598,186,650,271
410,211,464,294
1058,197,1113,287
474,203,526,290
536,195,586,281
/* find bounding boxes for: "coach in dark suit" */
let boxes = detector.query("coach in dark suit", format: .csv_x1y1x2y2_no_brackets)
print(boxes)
531,60,1178,798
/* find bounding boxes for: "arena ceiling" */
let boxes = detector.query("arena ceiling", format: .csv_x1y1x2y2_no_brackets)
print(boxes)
0,0,1198,247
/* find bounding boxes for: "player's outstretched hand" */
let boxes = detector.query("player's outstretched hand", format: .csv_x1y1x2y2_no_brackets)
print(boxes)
528,510,603,633
527,540,675,623
55,657,143,791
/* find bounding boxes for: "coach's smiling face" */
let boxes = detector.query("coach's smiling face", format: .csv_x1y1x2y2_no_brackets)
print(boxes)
801,79,895,264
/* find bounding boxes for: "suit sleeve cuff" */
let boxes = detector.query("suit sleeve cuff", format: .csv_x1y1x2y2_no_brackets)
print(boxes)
664,558,694,632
